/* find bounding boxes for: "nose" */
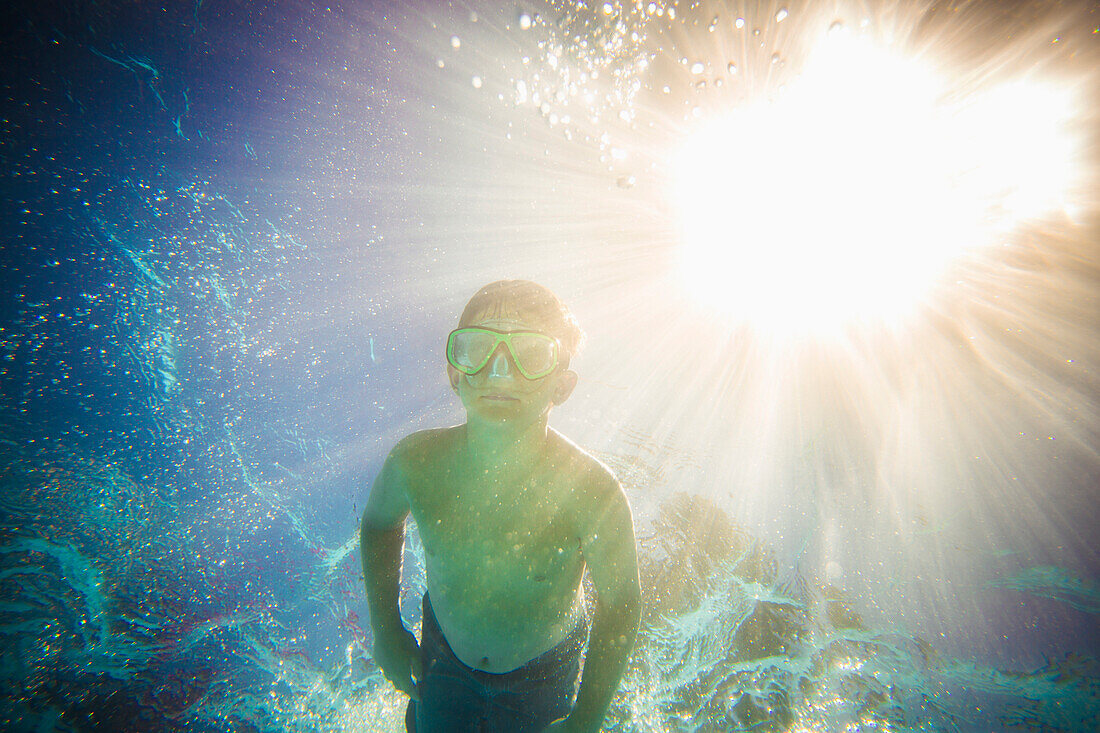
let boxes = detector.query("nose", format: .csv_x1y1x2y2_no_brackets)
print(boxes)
487,347,512,378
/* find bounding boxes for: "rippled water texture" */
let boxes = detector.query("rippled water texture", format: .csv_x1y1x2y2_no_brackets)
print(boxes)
2,1,1098,731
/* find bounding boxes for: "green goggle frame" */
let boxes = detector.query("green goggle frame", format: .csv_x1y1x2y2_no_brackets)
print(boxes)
446,327,561,381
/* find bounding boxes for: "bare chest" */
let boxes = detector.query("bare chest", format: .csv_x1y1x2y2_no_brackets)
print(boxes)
412,473,581,583
409,473,588,670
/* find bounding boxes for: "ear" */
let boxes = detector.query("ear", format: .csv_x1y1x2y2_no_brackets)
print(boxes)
551,369,578,405
447,366,460,392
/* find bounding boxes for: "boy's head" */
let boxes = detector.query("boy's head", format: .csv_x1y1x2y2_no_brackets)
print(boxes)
456,280,584,364
448,280,584,402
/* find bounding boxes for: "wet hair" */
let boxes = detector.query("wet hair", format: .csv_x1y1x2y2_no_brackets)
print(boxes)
457,280,584,362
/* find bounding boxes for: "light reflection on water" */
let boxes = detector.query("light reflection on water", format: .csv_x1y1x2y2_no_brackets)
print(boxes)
1,1,1097,731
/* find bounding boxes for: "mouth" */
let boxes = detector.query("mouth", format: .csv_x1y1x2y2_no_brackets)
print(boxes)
481,394,519,402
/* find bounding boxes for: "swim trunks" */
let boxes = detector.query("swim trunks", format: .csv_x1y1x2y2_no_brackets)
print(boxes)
405,594,590,732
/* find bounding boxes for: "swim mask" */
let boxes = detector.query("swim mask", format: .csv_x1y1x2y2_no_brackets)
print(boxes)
446,327,560,380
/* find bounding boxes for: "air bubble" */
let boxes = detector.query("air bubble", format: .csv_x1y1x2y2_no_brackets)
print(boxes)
518,13,532,30
471,76,482,89
690,62,704,74
776,8,789,22
727,62,737,74
735,17,745,29
450,35,461,49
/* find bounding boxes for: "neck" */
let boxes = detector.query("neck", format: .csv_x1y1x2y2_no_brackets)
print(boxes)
463,414,550,469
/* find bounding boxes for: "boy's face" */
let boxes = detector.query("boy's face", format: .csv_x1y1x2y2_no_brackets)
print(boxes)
449,310,577,426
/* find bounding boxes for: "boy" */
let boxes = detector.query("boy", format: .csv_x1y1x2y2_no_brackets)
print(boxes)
361,280,641,732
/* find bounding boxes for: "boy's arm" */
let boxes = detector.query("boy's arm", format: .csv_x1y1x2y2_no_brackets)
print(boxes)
360,447,421,698
553,475,641,733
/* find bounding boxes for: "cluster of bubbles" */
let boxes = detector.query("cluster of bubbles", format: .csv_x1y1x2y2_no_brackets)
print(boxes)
434,2,810,186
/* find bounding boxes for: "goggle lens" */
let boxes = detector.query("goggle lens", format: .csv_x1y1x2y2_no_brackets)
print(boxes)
510,334,556,375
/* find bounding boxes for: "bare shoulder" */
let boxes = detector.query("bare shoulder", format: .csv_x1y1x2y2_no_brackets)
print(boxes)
547,430,629,511
389,426,462,471
363,427,460,529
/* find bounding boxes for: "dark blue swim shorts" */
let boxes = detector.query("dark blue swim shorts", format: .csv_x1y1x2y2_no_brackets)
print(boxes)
405,594,590,732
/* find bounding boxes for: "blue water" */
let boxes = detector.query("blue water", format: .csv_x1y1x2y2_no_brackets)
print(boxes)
2,1,1098,731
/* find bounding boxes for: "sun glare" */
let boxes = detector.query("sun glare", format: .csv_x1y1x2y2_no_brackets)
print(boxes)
674,29,1079,334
